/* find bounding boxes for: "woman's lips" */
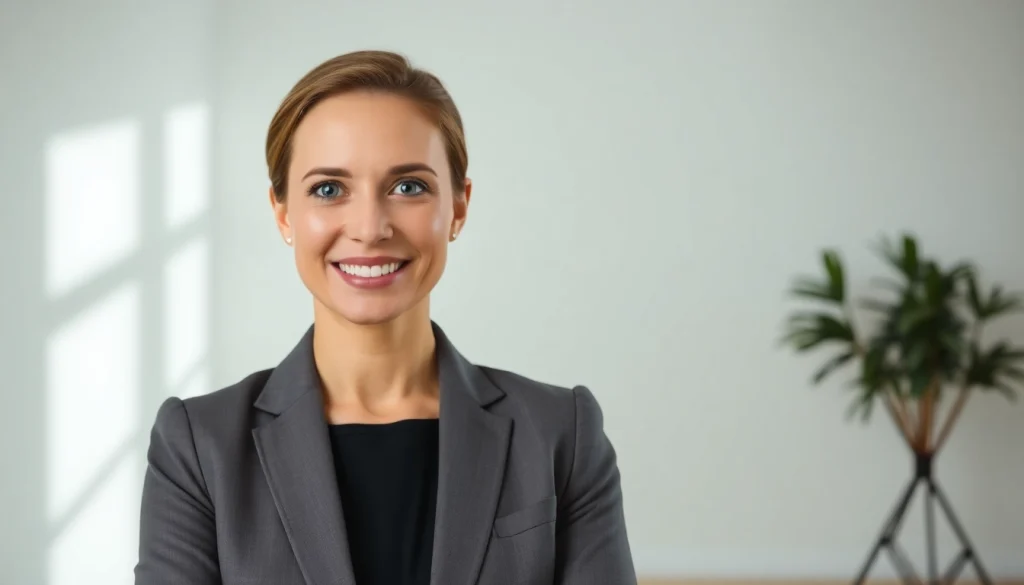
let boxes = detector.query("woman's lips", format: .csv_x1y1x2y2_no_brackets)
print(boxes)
331,257,410,289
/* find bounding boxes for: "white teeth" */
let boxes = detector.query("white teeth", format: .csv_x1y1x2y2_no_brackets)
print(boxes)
338,262,403,278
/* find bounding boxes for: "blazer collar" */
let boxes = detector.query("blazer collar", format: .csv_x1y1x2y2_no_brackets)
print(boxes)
252,320,511,585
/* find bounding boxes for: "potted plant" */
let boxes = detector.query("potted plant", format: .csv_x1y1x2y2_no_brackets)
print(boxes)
781,233,1023,585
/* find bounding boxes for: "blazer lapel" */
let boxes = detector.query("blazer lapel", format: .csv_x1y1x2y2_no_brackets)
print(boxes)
252,326,357,585
430,323,512,585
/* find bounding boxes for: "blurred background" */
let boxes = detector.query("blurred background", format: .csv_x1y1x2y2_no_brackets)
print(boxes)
2,0,1023,583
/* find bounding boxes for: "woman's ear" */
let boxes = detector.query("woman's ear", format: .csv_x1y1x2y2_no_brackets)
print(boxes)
269,187,292,245
451,178,472,239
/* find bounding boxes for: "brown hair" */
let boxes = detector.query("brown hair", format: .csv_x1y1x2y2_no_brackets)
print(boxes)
266,50,468,202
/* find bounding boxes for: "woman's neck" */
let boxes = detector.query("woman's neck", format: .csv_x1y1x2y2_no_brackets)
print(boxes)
311,300,439,423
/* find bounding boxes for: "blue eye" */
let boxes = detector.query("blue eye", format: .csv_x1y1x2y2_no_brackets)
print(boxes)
310,182,342,199
393,180,427,197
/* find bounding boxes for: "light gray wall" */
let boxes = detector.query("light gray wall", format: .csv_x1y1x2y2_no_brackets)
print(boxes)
0,0,215,583
2,0,1023,582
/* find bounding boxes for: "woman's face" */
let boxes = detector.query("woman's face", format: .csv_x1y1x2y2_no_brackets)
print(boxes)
271,91,470,326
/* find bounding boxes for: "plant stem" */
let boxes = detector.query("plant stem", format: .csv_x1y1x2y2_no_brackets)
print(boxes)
899,394,915,440
934,319,983,453
935,386,970,453
918,378,938,453
884,394,914,447
886,380,916,445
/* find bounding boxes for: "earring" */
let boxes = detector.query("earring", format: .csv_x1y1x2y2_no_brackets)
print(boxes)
450,232,458,241
285,236,292,245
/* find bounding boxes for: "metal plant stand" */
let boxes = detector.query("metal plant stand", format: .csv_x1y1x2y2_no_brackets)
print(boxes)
852,452,992,585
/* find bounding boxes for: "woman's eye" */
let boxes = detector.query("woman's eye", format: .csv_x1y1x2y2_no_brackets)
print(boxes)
393,180,426,197
312,182,342,198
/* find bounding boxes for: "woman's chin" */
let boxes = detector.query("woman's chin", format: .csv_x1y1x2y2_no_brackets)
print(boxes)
329,299,412,327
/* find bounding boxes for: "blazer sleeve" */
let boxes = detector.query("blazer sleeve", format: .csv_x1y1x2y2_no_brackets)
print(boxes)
135,397,221,585
555,385,637,584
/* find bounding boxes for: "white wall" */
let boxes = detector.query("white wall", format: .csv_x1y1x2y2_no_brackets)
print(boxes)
0,0,215,583
2,0,1023,582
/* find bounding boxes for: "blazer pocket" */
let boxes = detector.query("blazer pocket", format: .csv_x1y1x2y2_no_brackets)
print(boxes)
493,495,557,538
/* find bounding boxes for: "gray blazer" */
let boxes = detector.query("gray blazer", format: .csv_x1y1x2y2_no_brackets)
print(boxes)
135,322,636,585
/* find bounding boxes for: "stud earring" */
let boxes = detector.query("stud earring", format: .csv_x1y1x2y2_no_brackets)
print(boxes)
450,232,458,241
285,236,292,245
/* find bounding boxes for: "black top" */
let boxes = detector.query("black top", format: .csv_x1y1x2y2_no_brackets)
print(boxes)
327,419,440,585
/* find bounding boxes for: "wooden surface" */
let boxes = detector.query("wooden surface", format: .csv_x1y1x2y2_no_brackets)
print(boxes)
638,580,1024,585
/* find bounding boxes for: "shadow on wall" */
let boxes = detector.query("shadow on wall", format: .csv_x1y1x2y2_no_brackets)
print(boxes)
0,1,215,583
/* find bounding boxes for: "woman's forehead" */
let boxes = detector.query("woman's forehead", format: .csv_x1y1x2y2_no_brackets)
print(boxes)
291,93,446,172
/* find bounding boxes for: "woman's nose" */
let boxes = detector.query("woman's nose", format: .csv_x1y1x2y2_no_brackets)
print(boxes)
344,194,393,244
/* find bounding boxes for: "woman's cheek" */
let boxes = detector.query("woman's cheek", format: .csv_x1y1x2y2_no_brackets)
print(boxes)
306,211,334,238
429,203,452,238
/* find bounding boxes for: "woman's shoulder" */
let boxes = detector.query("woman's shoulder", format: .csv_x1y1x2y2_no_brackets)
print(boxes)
149,368,275,445
187,368,274,415
476,365,616,493
479,365,575,403
477,365,607,434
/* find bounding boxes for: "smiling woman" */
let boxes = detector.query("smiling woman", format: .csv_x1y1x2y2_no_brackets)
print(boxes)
134,51,637,585
267,70,467,327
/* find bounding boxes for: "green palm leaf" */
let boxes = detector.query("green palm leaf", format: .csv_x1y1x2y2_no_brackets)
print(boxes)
783,232,1024,423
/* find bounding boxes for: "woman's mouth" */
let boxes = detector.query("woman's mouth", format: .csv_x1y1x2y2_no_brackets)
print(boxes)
331,259,410,289
334,260,407,278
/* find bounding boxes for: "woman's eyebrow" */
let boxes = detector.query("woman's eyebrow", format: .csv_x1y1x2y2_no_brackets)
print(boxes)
301,162,437,181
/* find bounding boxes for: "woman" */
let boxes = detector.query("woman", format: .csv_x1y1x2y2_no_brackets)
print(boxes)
135,50,636,585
